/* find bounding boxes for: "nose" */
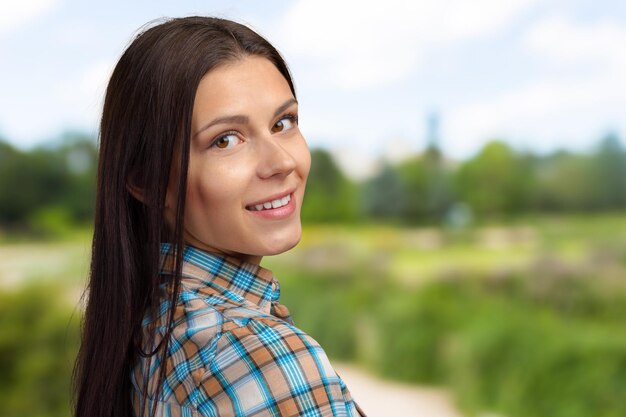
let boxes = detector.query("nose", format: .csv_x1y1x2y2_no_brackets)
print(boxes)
256,136,298,179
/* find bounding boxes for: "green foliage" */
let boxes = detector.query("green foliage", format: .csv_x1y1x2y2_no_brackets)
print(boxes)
2,131,626,230
301,148,358,223
375,276,626,417
2,218,626,416
58,136,98,221
443,297,626,417
27,206,76,239
363,282,465,383
0,284,80,417
278,270,363,360
0,134,97,233
588,133,626,209
358,134,626,222
361,163,407,220
396,145,454,224
278,252,626,417
534,150,595,211
455,141,536,217
0,142,66,225
360,146,455,224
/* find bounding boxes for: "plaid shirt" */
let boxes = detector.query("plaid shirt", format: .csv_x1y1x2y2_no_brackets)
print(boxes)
131,244,367,417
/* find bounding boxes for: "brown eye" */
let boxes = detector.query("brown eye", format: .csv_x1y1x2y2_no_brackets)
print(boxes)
272,120,285,133
271,115,297,133
211,134,239,149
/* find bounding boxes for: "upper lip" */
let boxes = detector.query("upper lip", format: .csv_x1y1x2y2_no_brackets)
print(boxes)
245,188,295,208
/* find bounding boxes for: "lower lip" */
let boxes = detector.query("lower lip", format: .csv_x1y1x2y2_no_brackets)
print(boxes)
246,193,296,220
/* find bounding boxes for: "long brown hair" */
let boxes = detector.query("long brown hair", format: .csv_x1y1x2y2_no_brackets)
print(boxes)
73,16,295,417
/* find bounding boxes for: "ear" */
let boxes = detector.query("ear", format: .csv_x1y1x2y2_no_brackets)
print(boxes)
126,170,148,204
126,181,147,204
127,175,176,209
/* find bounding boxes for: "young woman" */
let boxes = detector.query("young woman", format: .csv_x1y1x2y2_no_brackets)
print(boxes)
73,16,366,417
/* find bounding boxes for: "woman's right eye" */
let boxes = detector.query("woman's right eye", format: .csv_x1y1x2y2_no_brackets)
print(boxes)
210,133,240,150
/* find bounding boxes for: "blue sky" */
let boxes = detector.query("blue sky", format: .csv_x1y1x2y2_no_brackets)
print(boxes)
1,0,625,177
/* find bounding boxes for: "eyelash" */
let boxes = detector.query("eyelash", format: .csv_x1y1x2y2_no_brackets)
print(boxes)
281,113,298,125
269,113,299,134
208,112,299,149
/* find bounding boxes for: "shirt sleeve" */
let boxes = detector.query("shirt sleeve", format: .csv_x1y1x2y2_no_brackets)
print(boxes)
191,316,365,417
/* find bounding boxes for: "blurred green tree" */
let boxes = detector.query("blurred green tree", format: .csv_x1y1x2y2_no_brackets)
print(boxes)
454,140,535,218
0,133,97,233
0,141,66,227
361,161,407,221
534,150,595,211
588,133,626,210
301,148,358,223
57,133,98,222
397,144,455,224
0,285,79,417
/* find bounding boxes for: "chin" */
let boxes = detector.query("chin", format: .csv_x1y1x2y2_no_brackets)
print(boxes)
259,227,302,256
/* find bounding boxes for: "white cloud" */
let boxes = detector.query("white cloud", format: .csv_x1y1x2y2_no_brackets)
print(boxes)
274,0,538,89
446,16,626,156
0,0,59,38
0,59,113,146
448,79,622,149
524,16,626,68
50,59,115,130
78,60,115,107
435,0,539,40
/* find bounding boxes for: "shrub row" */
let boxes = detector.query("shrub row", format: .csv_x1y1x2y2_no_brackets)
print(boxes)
0,284,80,417
279,269,626,417
2,266,624,417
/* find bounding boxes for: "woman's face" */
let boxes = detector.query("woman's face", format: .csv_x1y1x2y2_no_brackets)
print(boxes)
167,56,311,264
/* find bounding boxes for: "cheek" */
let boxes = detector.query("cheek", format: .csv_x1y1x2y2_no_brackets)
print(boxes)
188,180,225,217
186,163,248,214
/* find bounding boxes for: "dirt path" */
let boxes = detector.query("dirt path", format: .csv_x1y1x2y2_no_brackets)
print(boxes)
333,362,465,417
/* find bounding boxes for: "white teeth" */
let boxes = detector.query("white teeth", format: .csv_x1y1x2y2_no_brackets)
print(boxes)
250,193,292,211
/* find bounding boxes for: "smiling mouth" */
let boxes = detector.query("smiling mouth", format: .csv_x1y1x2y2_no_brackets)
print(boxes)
246,193,292,211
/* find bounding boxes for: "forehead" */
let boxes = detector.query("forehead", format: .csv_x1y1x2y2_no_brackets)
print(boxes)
192,56,293,118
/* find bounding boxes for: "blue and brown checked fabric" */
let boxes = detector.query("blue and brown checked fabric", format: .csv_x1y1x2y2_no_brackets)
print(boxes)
131,244,367,417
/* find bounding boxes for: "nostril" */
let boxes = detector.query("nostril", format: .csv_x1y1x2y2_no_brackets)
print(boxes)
255,141,297,179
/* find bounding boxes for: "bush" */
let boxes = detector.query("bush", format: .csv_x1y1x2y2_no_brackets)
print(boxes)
0,284,80,417
363,281,467,383
279,266,626,417
27,206,75,239
279,270,364,360
446,309,626,417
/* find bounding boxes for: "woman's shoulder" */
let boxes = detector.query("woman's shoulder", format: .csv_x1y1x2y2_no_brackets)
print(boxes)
134,285,366,416
173,311,363,416
153,281,291,351
132,283,293,393
145,279,326,374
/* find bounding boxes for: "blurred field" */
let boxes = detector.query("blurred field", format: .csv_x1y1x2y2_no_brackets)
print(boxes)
1,215,625,417
269,213,626,284
0,231,91,290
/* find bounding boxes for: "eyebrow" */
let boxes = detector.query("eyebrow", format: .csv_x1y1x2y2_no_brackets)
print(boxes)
193,97,298,138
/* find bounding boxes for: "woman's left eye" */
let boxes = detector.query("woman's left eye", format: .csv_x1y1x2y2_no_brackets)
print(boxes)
271,114,298,133
210,133,240,150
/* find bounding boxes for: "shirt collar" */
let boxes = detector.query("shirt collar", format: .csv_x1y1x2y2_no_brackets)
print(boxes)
159,243,281,315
